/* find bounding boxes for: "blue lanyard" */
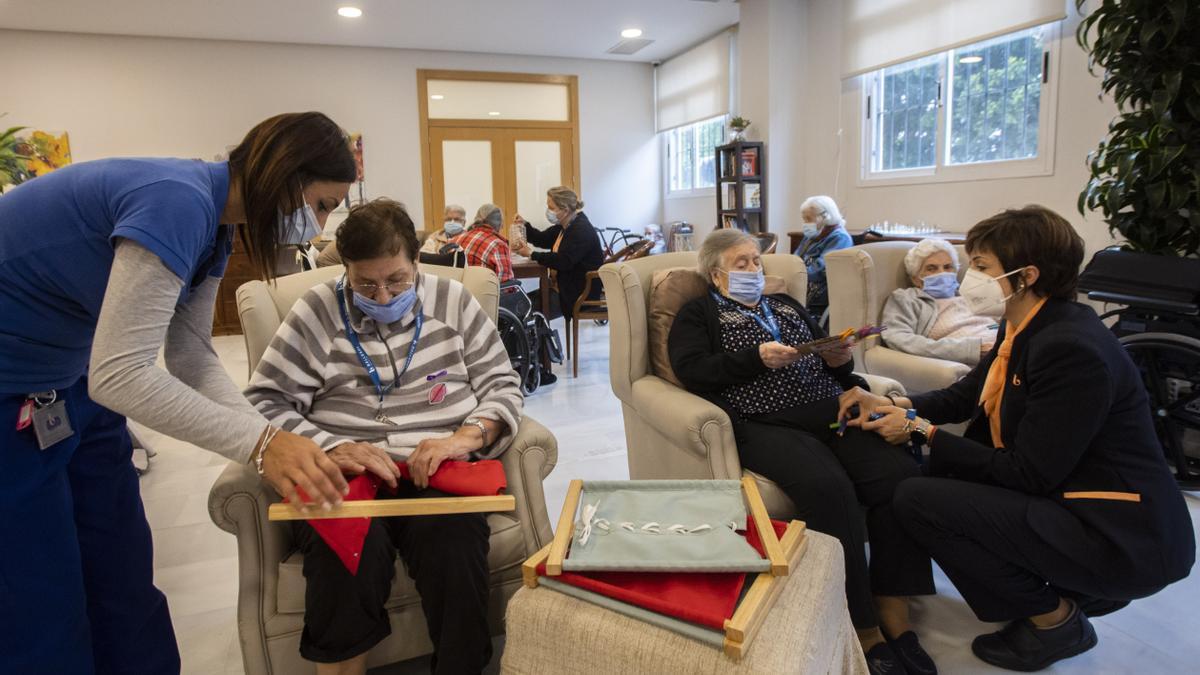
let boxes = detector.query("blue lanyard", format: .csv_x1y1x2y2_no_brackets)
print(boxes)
336,277,423,409
712,292,781,342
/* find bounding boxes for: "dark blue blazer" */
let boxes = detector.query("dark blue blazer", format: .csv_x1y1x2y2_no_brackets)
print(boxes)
911,298,1195,590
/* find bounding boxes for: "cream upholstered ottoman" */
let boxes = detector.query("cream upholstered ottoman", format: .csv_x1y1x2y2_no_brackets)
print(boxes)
500,530,867,674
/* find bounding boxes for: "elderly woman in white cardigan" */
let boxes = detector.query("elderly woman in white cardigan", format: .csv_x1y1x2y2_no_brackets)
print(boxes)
880,238,998,366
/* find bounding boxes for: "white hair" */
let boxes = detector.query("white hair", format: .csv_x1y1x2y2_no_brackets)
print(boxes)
443,204,466,218
904,238,959,277
698,229,757,279
800,195,845,227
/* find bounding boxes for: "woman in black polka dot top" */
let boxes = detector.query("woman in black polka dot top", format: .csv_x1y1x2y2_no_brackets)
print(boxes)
668,229,937,675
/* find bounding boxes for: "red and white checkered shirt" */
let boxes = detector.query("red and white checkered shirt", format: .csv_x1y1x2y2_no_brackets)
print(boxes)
456,226,514,282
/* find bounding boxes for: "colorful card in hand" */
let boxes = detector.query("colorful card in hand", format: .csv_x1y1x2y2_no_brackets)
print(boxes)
795,324,886,354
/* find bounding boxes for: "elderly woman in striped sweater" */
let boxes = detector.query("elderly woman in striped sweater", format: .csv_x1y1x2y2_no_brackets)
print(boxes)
245,198,522,675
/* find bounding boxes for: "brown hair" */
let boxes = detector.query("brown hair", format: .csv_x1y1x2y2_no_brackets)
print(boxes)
229,112,356,280
965,205,1084,299
548,186,584,213
336,199,420,263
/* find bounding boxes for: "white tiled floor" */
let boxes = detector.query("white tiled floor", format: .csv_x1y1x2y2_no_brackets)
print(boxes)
137,319,1200,674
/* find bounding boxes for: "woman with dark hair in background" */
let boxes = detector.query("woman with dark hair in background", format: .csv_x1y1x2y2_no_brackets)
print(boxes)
0,112,356,673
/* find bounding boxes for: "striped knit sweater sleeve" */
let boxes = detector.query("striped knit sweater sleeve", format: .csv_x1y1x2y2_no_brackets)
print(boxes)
245,275,524,460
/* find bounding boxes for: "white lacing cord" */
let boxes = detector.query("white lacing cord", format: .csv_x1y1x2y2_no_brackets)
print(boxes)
576,502,728,544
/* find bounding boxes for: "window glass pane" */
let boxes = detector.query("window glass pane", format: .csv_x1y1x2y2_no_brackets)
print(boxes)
874,55,938,171
948,25,1044,165
679,126,695,191
427,80,569,121
695,116,725,188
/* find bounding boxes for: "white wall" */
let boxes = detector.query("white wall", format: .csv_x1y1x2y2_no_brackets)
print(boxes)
800,0,1119,255
0,29,660,235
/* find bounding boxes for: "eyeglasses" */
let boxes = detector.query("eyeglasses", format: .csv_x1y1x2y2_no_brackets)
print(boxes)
349,280,414,295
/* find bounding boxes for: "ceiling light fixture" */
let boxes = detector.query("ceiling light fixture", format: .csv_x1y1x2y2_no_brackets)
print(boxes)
430,94,445,100
488,111,501,116
337,7,363,19
621,28,643,39
958,55,983,64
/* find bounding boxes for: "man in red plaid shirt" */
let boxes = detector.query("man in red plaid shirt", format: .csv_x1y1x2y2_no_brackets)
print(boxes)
457,203,514,282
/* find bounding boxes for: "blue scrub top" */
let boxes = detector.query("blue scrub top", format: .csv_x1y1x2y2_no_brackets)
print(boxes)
0,158,233,393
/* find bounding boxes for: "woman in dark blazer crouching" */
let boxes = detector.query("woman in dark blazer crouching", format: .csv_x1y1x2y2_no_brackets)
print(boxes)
841,205,1195,671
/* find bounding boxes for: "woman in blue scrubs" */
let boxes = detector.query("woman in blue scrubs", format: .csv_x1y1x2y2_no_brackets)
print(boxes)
0,112,355,674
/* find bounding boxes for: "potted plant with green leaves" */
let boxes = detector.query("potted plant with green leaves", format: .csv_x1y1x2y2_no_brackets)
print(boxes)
1076,0,1199,299
0,116,29,194
729,116,751,142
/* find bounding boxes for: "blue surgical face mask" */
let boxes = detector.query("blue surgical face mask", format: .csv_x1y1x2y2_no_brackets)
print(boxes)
545,208,559,225
722,269,765,305
353,285,417,325
921,271,959,299
443,220,465,237
278,201,320,245
801,222,820,238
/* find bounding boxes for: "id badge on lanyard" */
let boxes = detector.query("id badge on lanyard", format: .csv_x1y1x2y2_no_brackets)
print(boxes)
17,390,74,450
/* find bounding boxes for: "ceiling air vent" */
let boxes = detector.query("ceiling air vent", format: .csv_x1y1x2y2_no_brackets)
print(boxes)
606,38,655,55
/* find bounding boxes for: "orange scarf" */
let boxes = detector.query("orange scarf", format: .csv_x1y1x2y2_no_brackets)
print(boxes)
979,297,1048,448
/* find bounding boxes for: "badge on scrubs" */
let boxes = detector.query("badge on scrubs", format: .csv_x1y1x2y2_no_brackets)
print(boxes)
29,391,73,451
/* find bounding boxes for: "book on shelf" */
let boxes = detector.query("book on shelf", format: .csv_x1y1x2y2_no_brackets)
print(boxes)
725,184,738,208
720,149,734,178
721,214,742,230
744,184,761,209
740,148,758,176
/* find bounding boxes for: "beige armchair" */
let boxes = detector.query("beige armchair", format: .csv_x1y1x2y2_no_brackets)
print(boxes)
825,241,971,395
208,264,556,675
599,252,903,520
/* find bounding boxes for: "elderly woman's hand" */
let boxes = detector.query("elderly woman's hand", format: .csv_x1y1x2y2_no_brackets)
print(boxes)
408,435,474,489
326,441,402,489
836,386,890,428
759,342,801,369
820,341,853,368
513,241,533,257
862,405,914,445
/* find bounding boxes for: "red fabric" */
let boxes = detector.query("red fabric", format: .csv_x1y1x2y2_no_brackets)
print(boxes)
537,519,788,630
291,459,507,574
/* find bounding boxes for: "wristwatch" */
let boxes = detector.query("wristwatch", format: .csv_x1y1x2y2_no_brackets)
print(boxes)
908,414,935,446
462,417,489,444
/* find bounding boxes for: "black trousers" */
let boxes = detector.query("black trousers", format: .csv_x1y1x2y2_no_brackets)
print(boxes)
894,477,1167,623
735,404,934,629
293,487,492,673
527,286,564,321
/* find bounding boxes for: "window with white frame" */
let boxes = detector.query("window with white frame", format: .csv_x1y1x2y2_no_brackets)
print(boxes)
862,23,1056,182
666,115,727,195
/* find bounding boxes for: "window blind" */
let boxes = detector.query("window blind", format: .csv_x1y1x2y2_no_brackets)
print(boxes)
655,31,733,132
842,0,1066,77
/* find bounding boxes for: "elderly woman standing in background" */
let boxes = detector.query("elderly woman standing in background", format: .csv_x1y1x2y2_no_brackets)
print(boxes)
669,228,937,675
881,238,998,366
792,195,853,316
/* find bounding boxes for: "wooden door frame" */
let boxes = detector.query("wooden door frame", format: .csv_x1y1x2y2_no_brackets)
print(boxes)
418,69,581,233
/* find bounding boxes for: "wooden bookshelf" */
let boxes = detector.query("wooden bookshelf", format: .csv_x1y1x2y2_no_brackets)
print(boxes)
716,141,766,234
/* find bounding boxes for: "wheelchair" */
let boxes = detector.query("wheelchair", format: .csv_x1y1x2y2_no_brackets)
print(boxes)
497,280,563,395
1081,248,1200,490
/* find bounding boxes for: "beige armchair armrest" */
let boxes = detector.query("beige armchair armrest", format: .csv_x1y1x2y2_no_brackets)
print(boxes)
628,376,741,479
499,417,558,553
857,372,907,397
863,346,969,395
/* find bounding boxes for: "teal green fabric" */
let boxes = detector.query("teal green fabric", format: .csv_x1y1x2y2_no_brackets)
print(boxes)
538,578,727,648
562,480,770,573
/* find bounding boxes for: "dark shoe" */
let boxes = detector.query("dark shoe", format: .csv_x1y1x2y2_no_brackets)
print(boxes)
887,631,937,675
540,371,558,385
971,605,1098,671
865,642,908,675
